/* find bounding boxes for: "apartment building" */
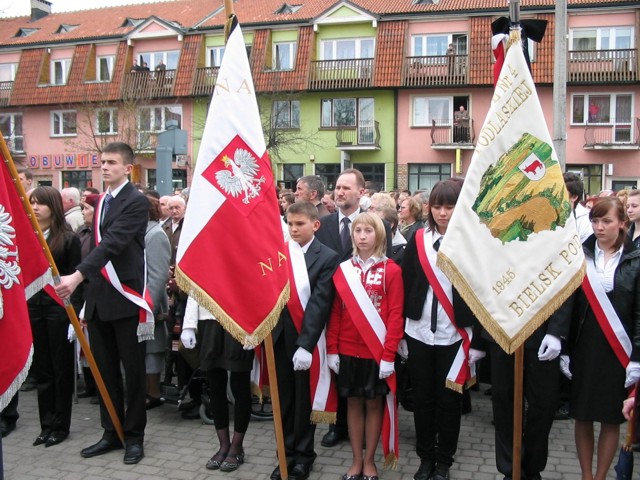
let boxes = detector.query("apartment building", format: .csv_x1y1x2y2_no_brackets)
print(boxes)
0,0,637,193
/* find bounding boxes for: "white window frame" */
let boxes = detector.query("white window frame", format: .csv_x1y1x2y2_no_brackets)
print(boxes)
97,55,115,82
95,108,118,135
51,58,71,85
272,100,300,129
320,38,375,60
570,27,634,51
570,93,633,126
139,50,180,70
273,42,297,70
137,105,183,150
0,63,17,82
206,46,225,67
412,96,453,127
51,110,77,137
0,113,24,152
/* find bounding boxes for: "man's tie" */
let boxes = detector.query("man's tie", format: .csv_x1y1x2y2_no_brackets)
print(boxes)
430,238,441,333
103,193,113,219
340,217,351,253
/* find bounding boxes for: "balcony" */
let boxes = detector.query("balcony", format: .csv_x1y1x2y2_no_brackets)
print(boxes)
192,67,220,97
121,70,176,100
403,55,468,87
0,81,13,106
430,119,475,149
569,49,637,84
336,120,380,150
583,118,640,150
309,59,374,90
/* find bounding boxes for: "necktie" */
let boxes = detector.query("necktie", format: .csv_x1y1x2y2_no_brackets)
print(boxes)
103,193,113,219
430,238,441,333
340,217,351,253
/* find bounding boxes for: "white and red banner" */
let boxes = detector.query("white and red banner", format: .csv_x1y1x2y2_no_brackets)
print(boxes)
0,140,52,410
436,30,585,353
175,18,288,345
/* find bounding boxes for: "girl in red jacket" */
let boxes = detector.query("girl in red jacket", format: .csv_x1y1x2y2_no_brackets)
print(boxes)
327,212,404,480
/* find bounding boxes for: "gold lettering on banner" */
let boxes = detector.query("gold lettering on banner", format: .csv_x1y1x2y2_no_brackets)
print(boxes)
259,251,287,276
559,234,582,265
508,262,563,317
214,78,253,95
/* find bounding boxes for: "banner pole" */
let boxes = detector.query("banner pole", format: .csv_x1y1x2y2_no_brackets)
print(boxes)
264,333,289,480
0,139,125,445
512,345,524,480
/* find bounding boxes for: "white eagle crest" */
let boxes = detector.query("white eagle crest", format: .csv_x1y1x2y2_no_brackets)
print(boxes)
0,204,21,319
215,148,266,204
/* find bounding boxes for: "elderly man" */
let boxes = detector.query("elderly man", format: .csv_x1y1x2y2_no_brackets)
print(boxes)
295,175,330,218
61,187,84,231
159,195,172,224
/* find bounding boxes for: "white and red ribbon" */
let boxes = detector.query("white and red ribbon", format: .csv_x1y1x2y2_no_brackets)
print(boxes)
582,258,631,368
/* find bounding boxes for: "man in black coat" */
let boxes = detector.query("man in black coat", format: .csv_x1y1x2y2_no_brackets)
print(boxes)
55,142,149,465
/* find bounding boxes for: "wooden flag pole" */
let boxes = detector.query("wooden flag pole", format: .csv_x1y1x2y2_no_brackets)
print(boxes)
1,140,125,445
512,345,524,480
264,333,289,480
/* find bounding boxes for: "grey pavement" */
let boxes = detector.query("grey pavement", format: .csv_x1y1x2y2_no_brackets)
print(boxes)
2,384,622,480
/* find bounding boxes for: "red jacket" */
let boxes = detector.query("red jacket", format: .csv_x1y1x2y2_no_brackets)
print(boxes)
326,258,404,363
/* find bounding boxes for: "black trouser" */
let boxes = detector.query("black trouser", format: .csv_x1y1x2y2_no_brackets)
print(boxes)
206,368,251,433
490,343,559,478
1,394,19,425
407,337,463,468
29,304,74,435
88,314,147,444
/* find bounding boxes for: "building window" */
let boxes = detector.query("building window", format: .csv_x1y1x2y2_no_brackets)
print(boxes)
411,34,467,57
51,110,77,137
139,50,180,70
315,163,340,190
62,170,93,189
566,165,602,197
97,56,115,81
408,163,452,193
0,113,23,152
207,46,225,67
355,163,385,189
570,27,633,52
137,105,182,150
147,169,187,191
272,100,300,129
413,96,452,127
321,38,375,60
0,63,17,82
321,97,375,129
96,108,118,135
281,163,304,189
51,59,71,85
572,93,632,125
274,42,296,70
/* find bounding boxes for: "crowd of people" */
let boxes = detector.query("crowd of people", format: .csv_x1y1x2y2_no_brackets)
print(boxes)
1,146,640,480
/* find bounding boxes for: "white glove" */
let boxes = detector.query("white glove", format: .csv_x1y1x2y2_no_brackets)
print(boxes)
537,334,561,361
468,348,486,366
559,355,572,380
292,347,312,371
180,328,197,349
67,324,77,343
397,339,408,359
625,361,640,388
379,360,395,379
328,354,340,374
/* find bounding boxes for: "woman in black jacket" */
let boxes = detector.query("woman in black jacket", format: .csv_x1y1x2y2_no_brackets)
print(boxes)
29,186,82,448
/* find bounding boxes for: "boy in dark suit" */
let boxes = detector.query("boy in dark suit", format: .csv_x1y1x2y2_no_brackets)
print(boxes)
270,201,339,480
55,142,150,464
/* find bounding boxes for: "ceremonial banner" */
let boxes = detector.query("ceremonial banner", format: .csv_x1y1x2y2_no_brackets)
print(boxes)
0,141,52,410
437,31,585,353
175,17,289,346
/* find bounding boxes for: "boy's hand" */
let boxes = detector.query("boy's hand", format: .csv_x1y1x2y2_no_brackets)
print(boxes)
327,354,340,374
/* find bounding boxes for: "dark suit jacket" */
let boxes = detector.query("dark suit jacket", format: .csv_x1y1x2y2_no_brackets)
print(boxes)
316,210,393,262
273,237,339,353
315,202,331,219
77,182,149,322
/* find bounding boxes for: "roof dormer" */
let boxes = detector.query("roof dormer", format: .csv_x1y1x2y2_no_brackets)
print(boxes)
313,1,378,32
125,16,185,45
15,28,39,38
275,3,303,15
55,24,79,34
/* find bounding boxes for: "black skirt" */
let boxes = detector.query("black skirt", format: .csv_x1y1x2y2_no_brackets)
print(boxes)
337,355,390,399
198,320,254,373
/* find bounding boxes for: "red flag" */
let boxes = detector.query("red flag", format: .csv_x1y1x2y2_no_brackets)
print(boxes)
175,17,289,346
0,144,52,410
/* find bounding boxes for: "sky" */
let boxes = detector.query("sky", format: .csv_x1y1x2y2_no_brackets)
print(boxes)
0,0,173,18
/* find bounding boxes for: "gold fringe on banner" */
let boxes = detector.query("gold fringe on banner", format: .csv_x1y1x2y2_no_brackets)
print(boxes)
383,452,398,470
507,27,522,50
437,252,585,354
310,410,336,425
445,375,477,393
224,13,235,43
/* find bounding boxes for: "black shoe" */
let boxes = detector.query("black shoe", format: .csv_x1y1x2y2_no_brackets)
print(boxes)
81,438,123,458
20,378,37,392
414,460,435,480
432,465,450,480
181,406,200,419
45,432,68,447
555,405,570,420
270,465,283,480
77,390,96,399
321,429,347,447
90,396,100,405
178,399,199,411
124,443,144,464
290,463,311,480
1,420,16,438
219,451,244,472
205,450,228,470
145,396,164,410
33,430,50,446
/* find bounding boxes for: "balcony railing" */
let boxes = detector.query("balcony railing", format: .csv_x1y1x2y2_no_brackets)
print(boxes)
309,59,374,90
569,49,637,83
430,118,475,146
404,54,468,87
336,120,380,148
192,67,220,97
0,80,13,106
121,70,176,99
584,118,639,148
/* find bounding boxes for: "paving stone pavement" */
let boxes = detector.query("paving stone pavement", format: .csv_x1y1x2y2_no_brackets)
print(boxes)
1,384,623,480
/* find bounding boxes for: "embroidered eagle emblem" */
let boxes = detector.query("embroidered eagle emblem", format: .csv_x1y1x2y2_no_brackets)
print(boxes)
0,205,21,319
215,148,266,205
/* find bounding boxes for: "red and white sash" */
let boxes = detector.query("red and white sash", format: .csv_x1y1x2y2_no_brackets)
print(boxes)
582,257,631,368
286,240,337,424
333,260,398,468
415,228,474,392
94,193,154,342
